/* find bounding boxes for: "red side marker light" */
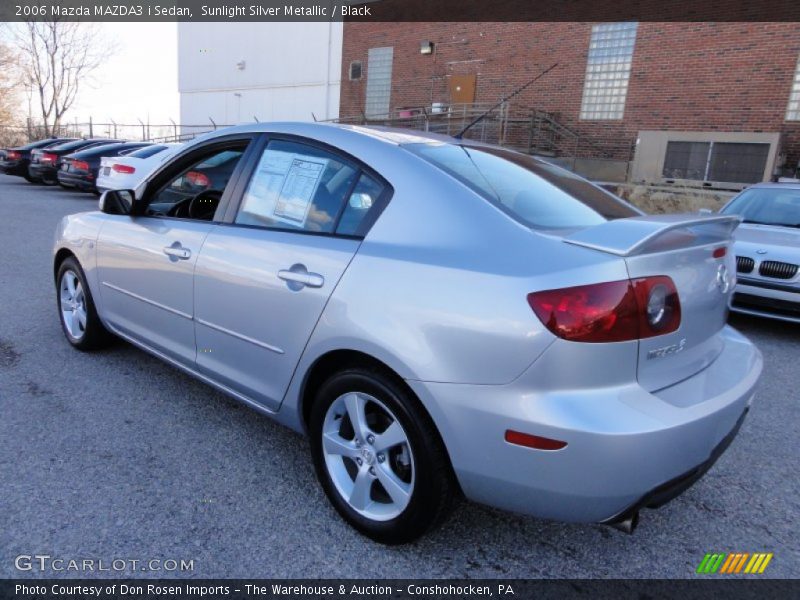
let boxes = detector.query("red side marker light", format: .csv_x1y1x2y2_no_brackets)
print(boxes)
505,430,567,451
713,247,727,259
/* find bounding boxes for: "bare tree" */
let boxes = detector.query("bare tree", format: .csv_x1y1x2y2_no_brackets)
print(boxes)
0,41,18,121
13,21,107,136
0,38,25,146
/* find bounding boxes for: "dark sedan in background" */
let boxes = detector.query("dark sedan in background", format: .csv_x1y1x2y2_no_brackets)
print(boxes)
28,138,122,185
57,142,152,193
0,138,76,182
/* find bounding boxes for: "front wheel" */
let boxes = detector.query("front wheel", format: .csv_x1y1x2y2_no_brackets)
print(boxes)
309,367,456,544
56,257,113,350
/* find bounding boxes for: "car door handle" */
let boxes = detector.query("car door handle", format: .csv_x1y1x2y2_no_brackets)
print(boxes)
278,269,324,288
163,245,192,260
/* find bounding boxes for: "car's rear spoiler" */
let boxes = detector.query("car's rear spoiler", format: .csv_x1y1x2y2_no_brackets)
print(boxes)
563,214,742,257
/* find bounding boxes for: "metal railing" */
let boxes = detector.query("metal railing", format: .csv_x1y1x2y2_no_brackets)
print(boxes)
332,102,635,161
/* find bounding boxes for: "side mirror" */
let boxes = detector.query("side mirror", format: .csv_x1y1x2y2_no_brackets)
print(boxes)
99,189,136,215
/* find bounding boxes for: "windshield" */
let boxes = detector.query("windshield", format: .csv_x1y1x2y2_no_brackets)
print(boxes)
722,187,800,228
406,143,638,229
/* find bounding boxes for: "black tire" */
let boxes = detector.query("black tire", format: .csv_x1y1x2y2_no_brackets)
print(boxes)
23,173,38,184
309,366,456,544
41,176,57,186
56,256,114,351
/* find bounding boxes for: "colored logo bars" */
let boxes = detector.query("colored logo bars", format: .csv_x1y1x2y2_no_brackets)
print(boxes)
696,553,773,574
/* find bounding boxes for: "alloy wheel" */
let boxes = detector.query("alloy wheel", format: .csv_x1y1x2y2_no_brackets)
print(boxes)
59,270,87,341
321,391,415,521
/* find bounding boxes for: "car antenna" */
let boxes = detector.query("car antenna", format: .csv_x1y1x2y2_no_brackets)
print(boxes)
454,62,558,139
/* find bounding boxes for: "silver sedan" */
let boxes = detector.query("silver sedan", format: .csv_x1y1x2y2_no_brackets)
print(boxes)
53,123,762,543
721,182,800,323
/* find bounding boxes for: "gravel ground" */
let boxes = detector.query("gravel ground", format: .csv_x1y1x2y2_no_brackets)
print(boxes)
0,172,798,579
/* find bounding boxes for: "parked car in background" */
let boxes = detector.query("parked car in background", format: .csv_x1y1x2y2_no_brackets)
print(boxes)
721,182,800,323
1,138,77,182
28,138,122,185
53,123,761,543
96,143,182,193
58,142,153,194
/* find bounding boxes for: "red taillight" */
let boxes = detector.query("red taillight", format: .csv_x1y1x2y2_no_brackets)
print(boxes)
6,150,20,160
185,170,210,188
40,152,57,163
72,160,89,171
527,276,681,343
112,163,135,174
505,430,567,451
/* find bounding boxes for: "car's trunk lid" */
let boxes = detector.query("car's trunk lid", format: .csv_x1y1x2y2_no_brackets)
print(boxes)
563,214,741,393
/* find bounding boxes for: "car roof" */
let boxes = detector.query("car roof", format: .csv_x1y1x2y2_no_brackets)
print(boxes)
741,182,800,191
68,142,145,157
191,121,465,148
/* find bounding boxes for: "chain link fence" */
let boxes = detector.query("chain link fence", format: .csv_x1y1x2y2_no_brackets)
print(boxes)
0,119,237,148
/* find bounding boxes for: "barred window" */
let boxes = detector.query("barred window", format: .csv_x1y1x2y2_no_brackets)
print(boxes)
580,23,638,120
787,54,800,121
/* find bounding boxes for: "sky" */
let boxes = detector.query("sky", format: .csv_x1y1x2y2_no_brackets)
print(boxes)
16,23,180,130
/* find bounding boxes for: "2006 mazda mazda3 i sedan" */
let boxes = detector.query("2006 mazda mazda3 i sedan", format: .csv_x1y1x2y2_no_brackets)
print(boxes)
52,123,762,543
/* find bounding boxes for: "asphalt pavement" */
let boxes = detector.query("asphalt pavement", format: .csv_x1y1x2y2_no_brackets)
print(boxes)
0,173,798,578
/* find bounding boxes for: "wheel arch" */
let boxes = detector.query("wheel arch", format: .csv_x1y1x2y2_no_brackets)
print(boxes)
53,247,77,281
297,348,462,496
299,350,402,432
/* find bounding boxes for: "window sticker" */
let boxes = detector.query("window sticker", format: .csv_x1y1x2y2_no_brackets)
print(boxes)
242,149,328,227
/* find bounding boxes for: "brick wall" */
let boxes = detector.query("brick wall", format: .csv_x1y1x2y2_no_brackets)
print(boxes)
340,22,800,171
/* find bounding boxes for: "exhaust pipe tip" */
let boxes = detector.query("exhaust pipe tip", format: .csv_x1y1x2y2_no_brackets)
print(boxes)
607,511,639,534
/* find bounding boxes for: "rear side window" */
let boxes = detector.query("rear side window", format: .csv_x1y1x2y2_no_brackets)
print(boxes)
236,139,361,234
407,143,638,229
128,145,168,159
336,173,385,236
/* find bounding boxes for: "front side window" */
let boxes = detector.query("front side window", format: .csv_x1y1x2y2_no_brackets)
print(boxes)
407,142,638,229
146,146,246,220
580,22,638,120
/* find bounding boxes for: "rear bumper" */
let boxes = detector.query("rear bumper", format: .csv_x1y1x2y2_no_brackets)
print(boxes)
28,163,57,181
407,325,762,523
731,279,800,323
0,160,26,176
57,170,95,191
601,406,748,527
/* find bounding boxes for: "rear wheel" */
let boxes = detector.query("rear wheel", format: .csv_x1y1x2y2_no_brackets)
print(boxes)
56,257,113,351
309,367,455,544
23,173,37,183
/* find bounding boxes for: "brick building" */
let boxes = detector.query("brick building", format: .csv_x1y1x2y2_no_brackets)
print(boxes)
339,22,800,187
